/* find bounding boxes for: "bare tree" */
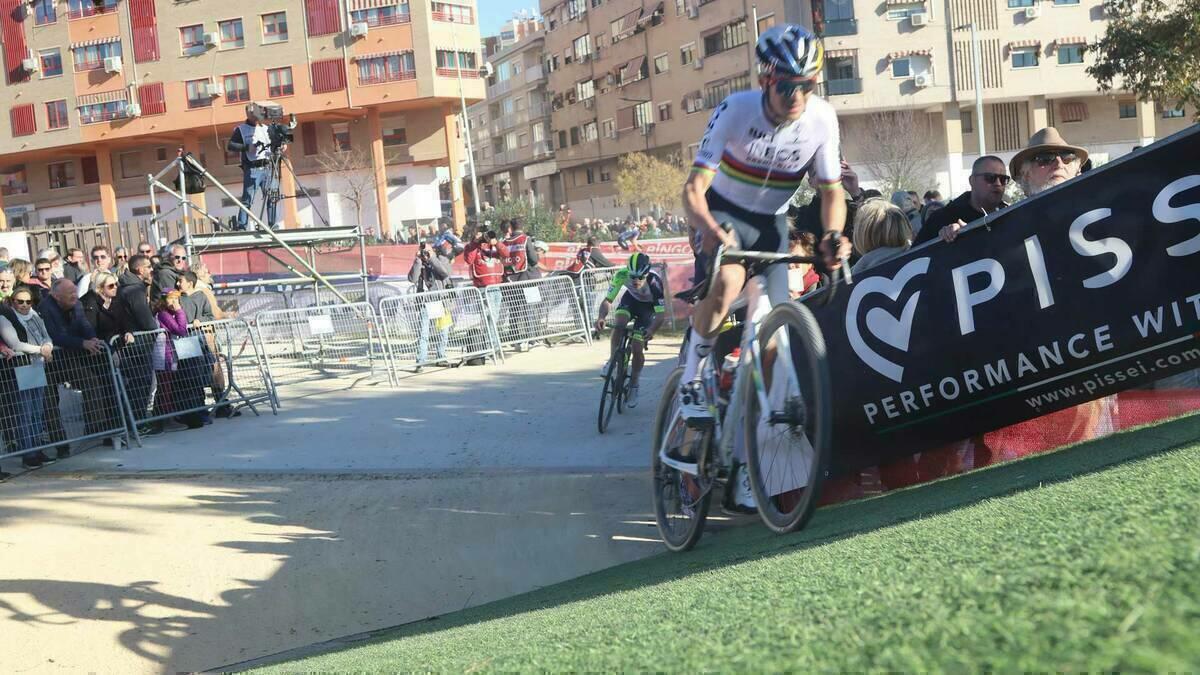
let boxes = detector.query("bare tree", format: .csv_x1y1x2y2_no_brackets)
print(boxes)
856,109,941,197
314,149,378,232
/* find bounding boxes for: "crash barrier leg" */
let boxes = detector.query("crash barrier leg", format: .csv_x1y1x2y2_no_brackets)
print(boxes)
490,276,591,354
0,346,129,465
250,302,396,394
378,286,503,373
195,319,277,417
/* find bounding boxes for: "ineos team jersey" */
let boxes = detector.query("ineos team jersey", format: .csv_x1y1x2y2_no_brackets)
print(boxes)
691,90,842,216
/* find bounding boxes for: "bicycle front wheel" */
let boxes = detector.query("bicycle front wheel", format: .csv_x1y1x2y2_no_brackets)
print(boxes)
743,301,832,534
598,350,621,434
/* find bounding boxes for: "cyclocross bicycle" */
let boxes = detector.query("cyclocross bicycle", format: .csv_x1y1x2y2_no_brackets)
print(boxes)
652,239,849,551
598,327,632,434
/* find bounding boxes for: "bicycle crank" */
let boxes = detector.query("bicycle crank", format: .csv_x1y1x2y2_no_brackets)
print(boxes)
767,396,808,430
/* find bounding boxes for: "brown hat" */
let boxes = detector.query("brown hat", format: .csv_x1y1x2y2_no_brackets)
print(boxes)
1010,127,1089,179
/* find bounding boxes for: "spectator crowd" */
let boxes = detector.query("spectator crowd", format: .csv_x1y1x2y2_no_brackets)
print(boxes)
0,240,236,477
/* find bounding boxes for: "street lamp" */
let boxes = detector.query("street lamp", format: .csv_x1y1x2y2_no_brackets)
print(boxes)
955,22,987,157
448,17,483,223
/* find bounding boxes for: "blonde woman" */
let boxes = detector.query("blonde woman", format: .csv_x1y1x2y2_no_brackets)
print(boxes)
851,199,913,274
191,264,228,320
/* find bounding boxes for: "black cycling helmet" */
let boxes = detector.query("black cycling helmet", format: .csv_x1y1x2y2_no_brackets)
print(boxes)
627,252,652,278
756,24,824,78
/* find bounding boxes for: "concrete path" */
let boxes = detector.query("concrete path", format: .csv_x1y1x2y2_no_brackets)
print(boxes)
0,337,741,673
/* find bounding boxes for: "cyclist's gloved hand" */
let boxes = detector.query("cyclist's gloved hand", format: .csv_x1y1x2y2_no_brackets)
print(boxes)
594,317,606,332
701,223,738,254
818,230,851,271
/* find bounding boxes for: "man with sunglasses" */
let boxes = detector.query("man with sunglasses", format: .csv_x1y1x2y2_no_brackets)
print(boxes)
674,23,849,429
76,245,114,296
1011,127,1088,198
153,245,189,299
914,155,1010,245
29,258,54,292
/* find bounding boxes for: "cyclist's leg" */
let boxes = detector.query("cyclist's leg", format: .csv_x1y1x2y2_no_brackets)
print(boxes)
610,308,631,363
628,304,653,387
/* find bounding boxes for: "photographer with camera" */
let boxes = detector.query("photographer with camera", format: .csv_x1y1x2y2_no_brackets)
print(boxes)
227,104,286,231
408,239,455,368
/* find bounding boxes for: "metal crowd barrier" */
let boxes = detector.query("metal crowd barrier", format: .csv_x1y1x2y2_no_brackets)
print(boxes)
488,275,591,353
577,266,621,329
218,291,290,321
252,302,396,394
0,346,129,465
378,286,502,372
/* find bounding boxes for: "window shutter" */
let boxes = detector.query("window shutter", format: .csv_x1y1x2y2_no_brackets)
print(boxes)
302,121,318,155
10,103,36,136
311,58,347,93
306,0,342,36
138,82,167,115
129,0,160,62
81,156,100,185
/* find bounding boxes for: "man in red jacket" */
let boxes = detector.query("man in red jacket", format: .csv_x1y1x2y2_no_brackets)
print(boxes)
464,228,508,334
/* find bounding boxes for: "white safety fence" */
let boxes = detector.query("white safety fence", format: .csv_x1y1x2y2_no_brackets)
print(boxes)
378,286,502,371
487,275,591,353
577,263,676,330
252,303,395,395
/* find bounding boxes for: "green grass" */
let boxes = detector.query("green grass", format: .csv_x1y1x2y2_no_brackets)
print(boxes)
253,415,1200,672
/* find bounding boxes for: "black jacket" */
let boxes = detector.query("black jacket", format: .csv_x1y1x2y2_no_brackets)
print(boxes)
62,261,85,285
81,290,132,344
152,263,181,300
913,191,1008,246
118,270,158,332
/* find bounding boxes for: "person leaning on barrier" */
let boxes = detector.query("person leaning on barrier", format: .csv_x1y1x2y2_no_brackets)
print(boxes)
178,270,235,417
0,286,56,468
82,271,135,347
38,278,115,453
153,291,205,430
916,155,1011,246
115,255,159,435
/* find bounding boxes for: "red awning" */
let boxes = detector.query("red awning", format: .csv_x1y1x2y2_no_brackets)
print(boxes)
826,48,857,59
1007,39,1041,50
887,49,932,60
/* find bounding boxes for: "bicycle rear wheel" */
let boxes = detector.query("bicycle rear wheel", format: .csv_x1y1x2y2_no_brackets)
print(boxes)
597,347,622,434
615,341,630,414
743,301,832,534
652,367,712,552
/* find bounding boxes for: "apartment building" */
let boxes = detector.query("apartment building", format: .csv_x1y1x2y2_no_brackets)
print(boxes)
539,0,811,220
539,0,1190,217
483,13,544,56
466,32,556,207
0,0,484,236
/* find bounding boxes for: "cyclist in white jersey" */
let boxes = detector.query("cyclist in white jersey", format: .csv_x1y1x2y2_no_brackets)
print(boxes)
675,24,852,432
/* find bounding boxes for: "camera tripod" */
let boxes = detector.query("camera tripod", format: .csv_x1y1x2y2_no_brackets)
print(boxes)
244,147,329,231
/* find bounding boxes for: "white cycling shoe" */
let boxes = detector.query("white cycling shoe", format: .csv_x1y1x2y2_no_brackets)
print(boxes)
724,464,757,515
626,385,639,409
678,380,714,426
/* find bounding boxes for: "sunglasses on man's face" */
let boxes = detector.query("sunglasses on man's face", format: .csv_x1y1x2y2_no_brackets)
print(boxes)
93,254,108,261
36,267,51,273
772,77,817,99
172,255,187,261
12,298,31,306
1033,151,1078,167
973,172,1011,185
117,255,128,260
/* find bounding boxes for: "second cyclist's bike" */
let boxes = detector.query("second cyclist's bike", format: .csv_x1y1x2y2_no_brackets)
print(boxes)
652,238,847,551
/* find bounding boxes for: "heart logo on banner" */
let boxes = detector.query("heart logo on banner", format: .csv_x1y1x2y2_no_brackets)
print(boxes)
845,258,931,383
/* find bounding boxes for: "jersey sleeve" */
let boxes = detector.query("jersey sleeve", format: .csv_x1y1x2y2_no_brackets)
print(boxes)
691,98,735,175
605,269,629,303
811,109,843,192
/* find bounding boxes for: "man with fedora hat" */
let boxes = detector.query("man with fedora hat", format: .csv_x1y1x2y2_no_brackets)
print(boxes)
1011,127,1088,198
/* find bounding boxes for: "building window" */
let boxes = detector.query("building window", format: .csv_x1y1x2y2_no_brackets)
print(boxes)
961,110,974,133
352,4,411,27
306,0,342,35
119,152,142,179
582,121,597,141
224,73,250,102
219,19,245,49
702,73,751,108
72,41,121,72
78,100,127,124
654,53,669,74
10,105,36,136
180,25,205,52
46,100,69,130
383,121,408,147
1007,0,1034,6
431,2,473,23
886,5,924,20
558,130,568,148
67,0,117,20
757,13,776,33
703,19,748,56
573,34,592,61
267,67,294,97
570,127,581,145
658,102,672,121
680,42,695,63
48,162,76,190
577,78,595,100
185,79,213,109
1162,106,1185,119
262,12,289,43
33,0,56,25
1,166,29,196
586,168,595,184
1012,48,1039,68
1053,0,1079,3
138,83,168,116
891,58,911,77
600,167,611,182
331,122,351,151
39,48,63,77
436,50,478,75
1118,101,1137,119
683,92,704,114
1057,45,1084,64
519,132,529,147
601,119,614,138
358,52,416,84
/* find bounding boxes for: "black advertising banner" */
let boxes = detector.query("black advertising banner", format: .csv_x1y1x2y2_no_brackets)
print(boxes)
806,125,1200,476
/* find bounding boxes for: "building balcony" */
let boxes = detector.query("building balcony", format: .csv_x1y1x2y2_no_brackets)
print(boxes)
525,64,545,84
359,70,417,86
488,77,514,97
822,78,863,96
821,19,858,36
532,141,554,158
437,67,479,78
